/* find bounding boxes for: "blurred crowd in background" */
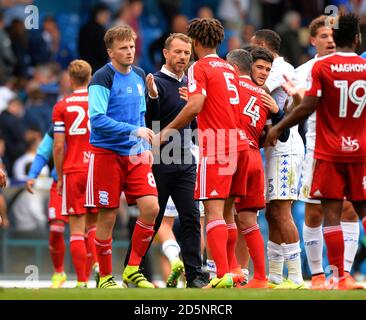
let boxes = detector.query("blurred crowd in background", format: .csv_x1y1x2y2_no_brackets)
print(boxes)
0,0,366,278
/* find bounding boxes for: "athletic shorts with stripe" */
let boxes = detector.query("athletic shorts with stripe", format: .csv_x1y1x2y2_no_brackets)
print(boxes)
85,152,158,208
195,150,249,200
62,171,98,215
310,159,366,201
48,181,68,222
235,148,265,212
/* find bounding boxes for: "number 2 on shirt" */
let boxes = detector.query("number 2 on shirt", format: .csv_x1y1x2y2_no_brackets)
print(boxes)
67,106,91,135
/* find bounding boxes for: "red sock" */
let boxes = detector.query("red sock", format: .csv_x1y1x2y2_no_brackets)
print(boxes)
85,226,97,278
227,223,239,271
49,223,65,273
128,219,155,266
206,219,229,278
242,224,266,281
323,225,344,278
94,237,112,277
70,234,87,282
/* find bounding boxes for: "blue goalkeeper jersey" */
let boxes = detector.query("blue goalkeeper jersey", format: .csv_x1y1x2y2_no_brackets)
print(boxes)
88,63,150,156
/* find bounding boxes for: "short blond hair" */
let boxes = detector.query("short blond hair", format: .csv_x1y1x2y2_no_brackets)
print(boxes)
164,33,192,49
68,60,92,86
309,15,328,37
104,25,137,49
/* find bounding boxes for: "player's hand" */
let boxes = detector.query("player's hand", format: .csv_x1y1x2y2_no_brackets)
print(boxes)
56,179,63,196
136,127,154,143
0,169,6,189
146,73,158,99
281,74,298,96
26,179,35,194
179,86,188,102
261,93,279,113
265,125,282,147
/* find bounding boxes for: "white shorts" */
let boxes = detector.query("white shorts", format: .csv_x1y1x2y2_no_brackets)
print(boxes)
298,150,321,204
164,196,205,217
265,154,304,201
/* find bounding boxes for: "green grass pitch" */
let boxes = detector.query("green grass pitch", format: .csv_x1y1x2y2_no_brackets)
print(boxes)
0,288,365,300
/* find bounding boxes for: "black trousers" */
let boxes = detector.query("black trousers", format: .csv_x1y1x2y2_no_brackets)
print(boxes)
124,162,204,282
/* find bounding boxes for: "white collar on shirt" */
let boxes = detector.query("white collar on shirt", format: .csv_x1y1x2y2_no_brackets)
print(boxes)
73,89,88,94
239,75,251,80
161,65,185,82
202,54,219,59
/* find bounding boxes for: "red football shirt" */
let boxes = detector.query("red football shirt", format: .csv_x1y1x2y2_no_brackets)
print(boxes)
238,76,270,150
188,54,248,156
306,52,366,163
52,89,93,173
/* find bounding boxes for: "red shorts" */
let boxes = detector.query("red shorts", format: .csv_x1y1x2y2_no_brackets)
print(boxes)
310,159,366,201
62,172,98,215
195,150,248,200
48,181,68,223
85,152,158,208
235,148,265,212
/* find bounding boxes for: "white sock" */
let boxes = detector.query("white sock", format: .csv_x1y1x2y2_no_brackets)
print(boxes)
162,239,181,264
206,259,217,279
303,224,324,275
267,240,284,284
341,222,360,273
282,241,303,284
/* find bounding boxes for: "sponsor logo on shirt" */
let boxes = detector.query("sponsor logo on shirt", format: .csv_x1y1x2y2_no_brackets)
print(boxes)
341,136,359,152
83,151,91,163
363,177,366,190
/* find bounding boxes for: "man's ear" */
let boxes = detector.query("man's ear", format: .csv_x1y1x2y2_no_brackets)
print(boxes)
163,48,168,60
310,36,316,47
107,48,113,59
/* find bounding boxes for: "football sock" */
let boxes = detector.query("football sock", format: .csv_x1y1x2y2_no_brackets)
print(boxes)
282,241,303,284
49,223,65,273
303,224,324,275
267,240,284,284
70,234,87,282
324,225,344,280
341,221,359,273
94,237,112,277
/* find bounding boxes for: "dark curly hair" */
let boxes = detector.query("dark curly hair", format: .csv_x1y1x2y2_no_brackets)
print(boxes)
187,18,225,49
333,13,360,49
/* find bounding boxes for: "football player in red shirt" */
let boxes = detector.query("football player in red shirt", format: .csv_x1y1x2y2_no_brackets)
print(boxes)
53,60,98,288
227,47,284,288
155,18,249,288
267,13,366,290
